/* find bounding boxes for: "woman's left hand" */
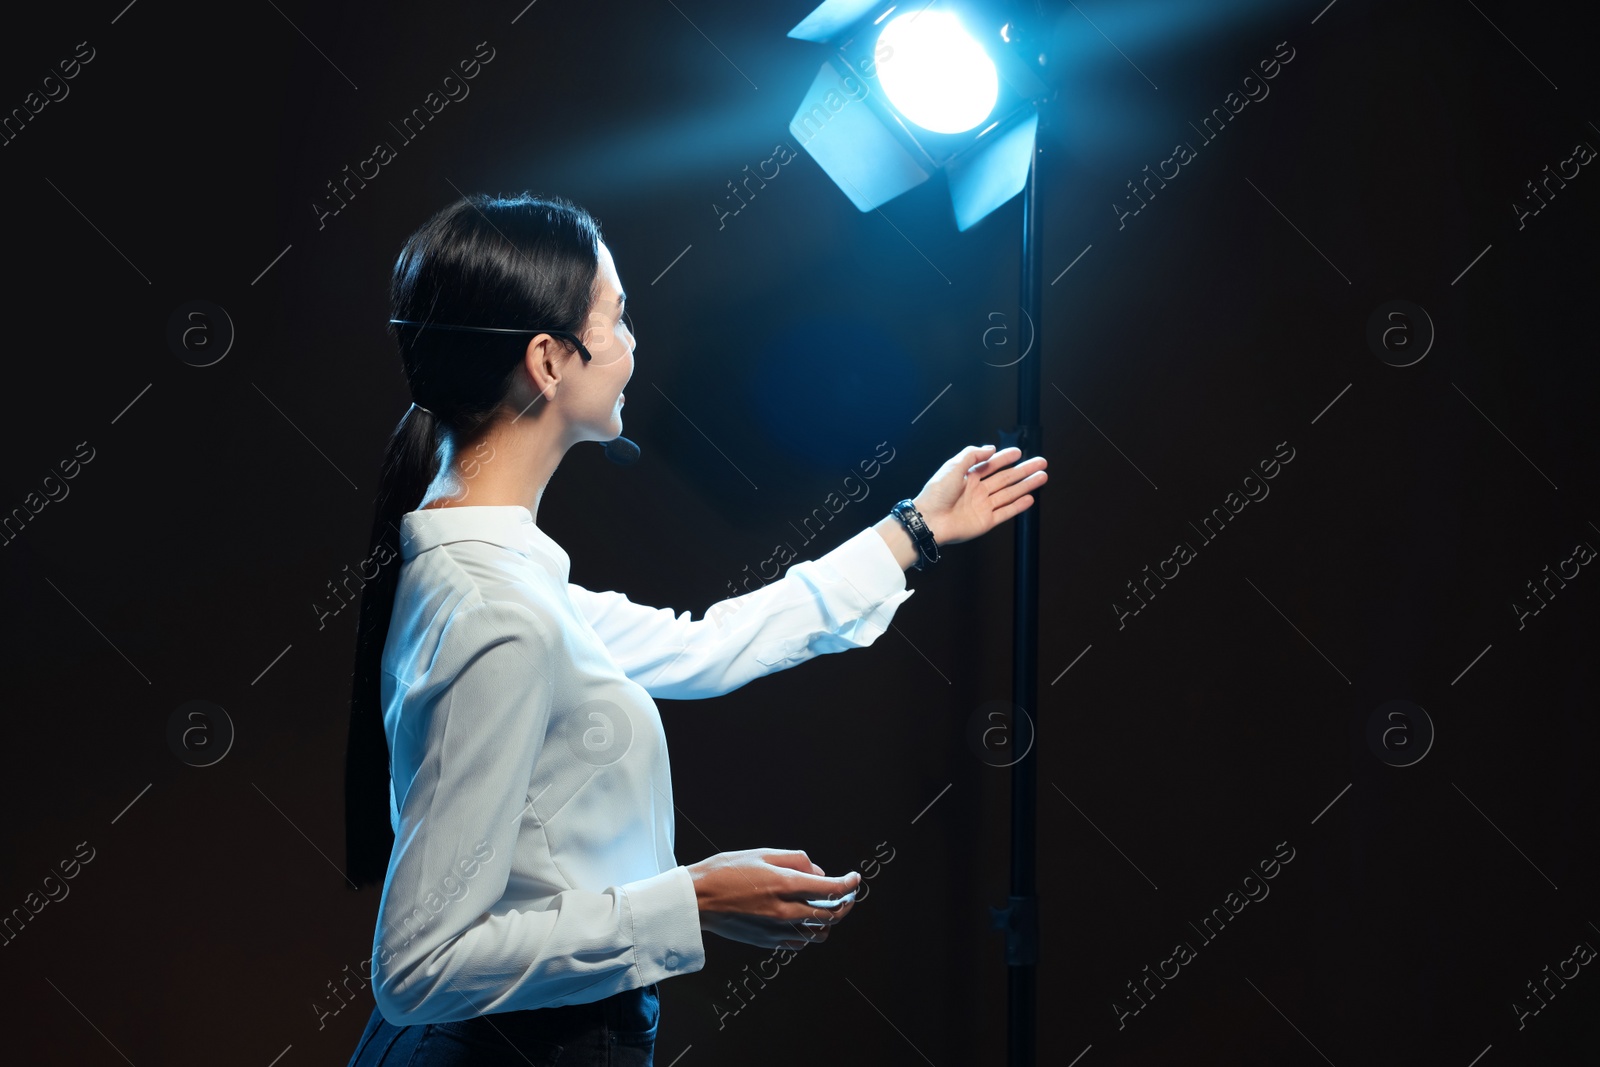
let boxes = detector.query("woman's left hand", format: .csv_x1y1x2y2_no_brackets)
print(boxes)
913,445,1047,546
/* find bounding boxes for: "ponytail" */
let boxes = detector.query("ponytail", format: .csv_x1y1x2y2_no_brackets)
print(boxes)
344,404,442,887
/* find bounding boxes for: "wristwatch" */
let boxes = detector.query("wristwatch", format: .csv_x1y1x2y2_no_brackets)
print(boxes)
890,499,940,571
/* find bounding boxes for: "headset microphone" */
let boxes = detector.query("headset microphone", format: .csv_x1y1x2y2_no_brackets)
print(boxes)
603,436,640,466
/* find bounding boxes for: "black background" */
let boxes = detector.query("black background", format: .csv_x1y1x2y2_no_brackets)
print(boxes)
1,1,1595,1064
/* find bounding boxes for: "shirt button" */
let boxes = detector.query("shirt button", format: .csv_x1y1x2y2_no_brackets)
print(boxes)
664,950,681,969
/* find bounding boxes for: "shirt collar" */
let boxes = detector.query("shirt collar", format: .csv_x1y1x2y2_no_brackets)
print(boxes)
398,505,569,577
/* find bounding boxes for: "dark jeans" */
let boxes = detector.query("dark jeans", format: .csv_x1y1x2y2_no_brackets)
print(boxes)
345,983,660,1067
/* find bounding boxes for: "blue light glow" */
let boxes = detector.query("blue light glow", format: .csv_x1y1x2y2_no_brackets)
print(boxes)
875,11,999,135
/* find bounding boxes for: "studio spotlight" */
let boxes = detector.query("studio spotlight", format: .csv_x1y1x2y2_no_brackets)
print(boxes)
787,0,1049,230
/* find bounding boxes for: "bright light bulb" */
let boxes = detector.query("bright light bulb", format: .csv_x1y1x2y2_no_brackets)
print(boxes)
875,10,999,135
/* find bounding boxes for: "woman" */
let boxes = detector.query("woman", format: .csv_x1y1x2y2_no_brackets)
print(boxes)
342,192,1048,1066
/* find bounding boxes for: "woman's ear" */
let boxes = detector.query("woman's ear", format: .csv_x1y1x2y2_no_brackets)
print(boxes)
522,333,566,401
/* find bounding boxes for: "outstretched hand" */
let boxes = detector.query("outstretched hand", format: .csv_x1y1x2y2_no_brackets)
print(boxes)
914,445,1047,547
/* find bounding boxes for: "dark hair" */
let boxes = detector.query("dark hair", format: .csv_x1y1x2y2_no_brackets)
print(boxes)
344,192,604,889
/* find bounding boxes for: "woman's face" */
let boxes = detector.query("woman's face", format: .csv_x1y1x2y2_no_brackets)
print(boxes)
565,240,635,442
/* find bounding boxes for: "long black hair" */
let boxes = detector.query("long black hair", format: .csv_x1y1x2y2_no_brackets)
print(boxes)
344,192,604,889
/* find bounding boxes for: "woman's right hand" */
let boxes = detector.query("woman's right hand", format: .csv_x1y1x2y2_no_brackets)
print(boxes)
688,848,861,951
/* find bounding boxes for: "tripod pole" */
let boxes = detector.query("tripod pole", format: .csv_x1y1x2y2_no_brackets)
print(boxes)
989,117,1044,1067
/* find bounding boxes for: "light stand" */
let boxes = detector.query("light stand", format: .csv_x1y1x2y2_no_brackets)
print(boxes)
784,5,1054,1062
989,108,1043,1067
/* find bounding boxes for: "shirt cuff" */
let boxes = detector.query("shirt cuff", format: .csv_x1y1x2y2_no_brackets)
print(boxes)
806,525,916,648
827,524,911,601
621,865,705,985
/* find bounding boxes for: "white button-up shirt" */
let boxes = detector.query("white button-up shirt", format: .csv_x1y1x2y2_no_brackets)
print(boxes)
371,505,913,1024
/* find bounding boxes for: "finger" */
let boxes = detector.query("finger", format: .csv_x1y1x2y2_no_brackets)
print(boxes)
975,449,1032,476
783,895,855,926
981,464,1038,492
992,494,1035,523
785,918,833,942
795,895,854,922
778,870,861,901
988,466,1048,495
969,445,1018,470
960,444,997,468
764,850,813,873
812,898,855,923
781,894,852,923
992,476,1045,510
781,897,853,926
